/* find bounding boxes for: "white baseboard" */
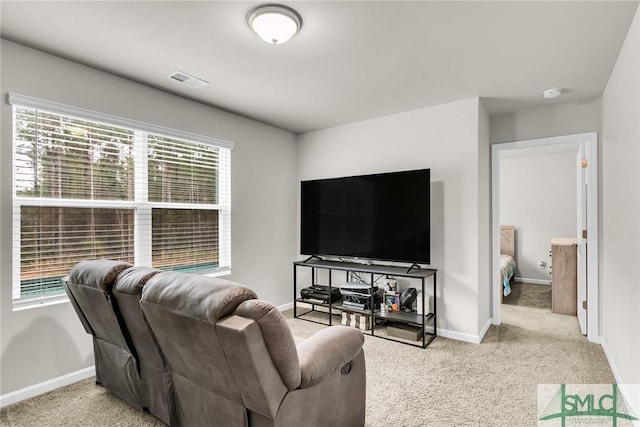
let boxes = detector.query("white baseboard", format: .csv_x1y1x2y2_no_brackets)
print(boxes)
436,326,484,344
0,366,95,408
478,317,493,343
514,277,551,285
600,337,640,423
277,301,293,312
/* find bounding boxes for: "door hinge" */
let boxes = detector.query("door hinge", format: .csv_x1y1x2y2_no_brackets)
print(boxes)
582,159,588,168
582,300,587,310
582,229,587,239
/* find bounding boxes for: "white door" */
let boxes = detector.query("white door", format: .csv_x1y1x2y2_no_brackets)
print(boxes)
576,144,587,335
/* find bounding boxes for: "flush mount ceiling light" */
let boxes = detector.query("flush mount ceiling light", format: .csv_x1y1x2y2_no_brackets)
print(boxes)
543,88,563,99
247,4,302,45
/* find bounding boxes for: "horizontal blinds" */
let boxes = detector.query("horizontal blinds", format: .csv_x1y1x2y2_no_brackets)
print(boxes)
148,134,219,204
12,96,232,306
18,207,135,298
152,209,219,272
14,107,135,201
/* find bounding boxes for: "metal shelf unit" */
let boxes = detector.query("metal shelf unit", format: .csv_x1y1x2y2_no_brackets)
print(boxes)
293,259,437,348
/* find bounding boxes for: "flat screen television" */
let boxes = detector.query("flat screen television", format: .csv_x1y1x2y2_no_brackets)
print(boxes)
300,169,430,264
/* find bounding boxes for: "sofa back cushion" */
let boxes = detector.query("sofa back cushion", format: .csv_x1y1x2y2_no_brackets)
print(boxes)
65,259,142,409
68,259,132,291
233,299,301,390
112,267,163,363
66,259,132,349
112,266,172,425
140,273,257,406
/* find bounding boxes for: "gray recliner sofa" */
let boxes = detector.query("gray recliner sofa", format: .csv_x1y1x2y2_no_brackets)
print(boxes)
63,260,174,425
112,266,173,425
140,271,366,427
62,260,142,409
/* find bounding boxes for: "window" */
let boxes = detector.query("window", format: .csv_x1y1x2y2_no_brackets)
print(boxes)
10,94,232,307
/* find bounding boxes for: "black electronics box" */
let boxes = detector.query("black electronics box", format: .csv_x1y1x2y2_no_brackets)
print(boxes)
300,285,342,304
342,294,377,310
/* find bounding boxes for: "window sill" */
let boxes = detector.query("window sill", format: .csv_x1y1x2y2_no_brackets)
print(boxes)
13,294,70,312
12,269,231,311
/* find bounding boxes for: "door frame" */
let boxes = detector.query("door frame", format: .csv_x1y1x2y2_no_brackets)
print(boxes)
576,144,588,334
491,132,599,342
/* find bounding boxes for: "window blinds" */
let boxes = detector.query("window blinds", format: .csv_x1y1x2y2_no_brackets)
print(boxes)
10,94,232,307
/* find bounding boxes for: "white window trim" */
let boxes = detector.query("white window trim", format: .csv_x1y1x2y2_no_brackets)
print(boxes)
9,93,234,309
7,93,234,150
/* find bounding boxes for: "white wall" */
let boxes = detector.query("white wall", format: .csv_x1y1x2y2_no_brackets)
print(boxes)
490,99,600,281
0,40,298,395
491,99,602,144
488,3,640,394
297,98,490,341
477,101,492,331
500,150,577,282
601,5,640,389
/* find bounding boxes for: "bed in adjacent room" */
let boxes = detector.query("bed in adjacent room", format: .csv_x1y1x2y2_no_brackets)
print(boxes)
500,226,517,301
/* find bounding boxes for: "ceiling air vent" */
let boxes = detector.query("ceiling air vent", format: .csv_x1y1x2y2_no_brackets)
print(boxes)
167,71,209,88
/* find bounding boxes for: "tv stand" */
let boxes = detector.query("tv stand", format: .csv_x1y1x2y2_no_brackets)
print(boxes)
293,259,437,348
303,255,324,263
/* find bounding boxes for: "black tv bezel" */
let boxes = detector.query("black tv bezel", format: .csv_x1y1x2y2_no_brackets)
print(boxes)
300,168,430,265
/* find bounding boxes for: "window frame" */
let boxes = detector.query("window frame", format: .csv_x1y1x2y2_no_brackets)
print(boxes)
10,93,233,309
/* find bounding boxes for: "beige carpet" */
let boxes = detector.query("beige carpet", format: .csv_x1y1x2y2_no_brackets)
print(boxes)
503,282,551,310
1,294,614,426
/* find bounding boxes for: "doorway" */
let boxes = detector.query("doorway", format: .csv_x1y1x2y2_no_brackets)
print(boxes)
491,132,599,342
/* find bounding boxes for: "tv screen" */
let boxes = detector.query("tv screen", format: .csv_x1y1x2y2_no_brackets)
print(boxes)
300,169,430,264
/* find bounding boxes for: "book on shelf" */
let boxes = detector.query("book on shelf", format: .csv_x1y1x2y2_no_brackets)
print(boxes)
384,291,401,312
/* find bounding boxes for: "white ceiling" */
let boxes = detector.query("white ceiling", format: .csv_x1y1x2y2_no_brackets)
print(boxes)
1,1,638,134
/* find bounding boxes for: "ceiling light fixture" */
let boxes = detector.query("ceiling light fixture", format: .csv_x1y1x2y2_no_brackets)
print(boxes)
247,4,302,45
543,88,563,99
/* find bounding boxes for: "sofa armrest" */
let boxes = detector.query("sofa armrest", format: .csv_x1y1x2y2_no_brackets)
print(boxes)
297,325,364,388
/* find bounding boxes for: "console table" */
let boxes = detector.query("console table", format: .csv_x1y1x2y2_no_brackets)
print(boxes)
293,259,437,348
